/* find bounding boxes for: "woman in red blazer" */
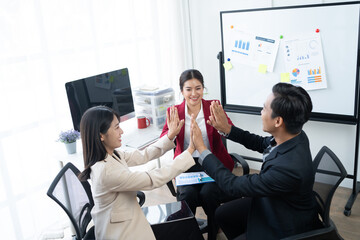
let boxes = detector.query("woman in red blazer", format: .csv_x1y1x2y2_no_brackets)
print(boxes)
160,69,235,240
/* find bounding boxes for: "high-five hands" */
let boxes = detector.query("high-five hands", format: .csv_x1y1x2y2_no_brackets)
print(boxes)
206,101,232,135
167,106,184,140
187,116,196,155
190,114,207,154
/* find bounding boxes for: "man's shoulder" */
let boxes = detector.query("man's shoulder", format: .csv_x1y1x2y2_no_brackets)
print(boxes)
294,130,309,146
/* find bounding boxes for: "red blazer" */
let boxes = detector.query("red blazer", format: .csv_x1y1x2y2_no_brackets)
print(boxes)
160,99,234,171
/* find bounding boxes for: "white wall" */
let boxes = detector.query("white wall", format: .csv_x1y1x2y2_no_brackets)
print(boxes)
187,0,359,188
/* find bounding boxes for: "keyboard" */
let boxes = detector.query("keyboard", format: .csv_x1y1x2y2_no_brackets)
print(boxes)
123,132,159,149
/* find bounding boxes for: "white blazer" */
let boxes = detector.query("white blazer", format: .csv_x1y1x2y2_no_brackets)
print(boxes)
90,135,195,240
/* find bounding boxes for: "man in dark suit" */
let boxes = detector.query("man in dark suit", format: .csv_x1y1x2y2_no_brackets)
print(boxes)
190,83,321,240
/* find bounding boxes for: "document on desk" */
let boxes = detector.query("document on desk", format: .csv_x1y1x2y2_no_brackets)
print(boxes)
175,171,215,186
124,132,159,149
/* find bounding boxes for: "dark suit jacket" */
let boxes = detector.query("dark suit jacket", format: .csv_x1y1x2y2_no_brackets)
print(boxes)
160,99,234,171
201,127,320,239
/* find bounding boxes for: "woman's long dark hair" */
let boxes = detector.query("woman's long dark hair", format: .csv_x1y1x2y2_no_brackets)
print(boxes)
78,106,120,181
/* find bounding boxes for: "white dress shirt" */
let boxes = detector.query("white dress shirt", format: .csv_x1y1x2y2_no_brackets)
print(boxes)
183,101,210,157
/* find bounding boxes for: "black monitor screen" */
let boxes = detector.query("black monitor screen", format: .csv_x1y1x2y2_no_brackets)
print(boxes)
65,68,135,131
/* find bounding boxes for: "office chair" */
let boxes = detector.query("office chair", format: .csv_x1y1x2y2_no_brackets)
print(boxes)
166,137,250,233
47,162,146,240
282,146,346,240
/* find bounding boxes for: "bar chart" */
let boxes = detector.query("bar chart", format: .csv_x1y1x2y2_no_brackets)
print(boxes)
235,40,250,50
307,67,322,83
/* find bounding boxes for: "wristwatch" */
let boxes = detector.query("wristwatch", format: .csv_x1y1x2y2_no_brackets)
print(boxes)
217,130,229,137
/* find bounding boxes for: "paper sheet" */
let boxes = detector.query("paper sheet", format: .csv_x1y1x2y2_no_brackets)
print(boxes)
175,171,215,186
283,33,327,90
229,29,280,72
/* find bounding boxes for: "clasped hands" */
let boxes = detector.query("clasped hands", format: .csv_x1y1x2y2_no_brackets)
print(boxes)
166,102,231,155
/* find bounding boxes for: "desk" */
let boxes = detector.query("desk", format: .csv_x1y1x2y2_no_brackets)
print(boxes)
54,117,162,170
142,201,204,240
120,117,162,150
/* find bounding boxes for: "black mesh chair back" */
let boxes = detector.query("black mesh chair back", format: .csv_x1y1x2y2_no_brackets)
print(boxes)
281,146,346,240
312,146,347,227
47,162,94,240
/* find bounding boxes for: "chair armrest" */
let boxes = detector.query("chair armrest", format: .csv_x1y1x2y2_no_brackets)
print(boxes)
166,180,177,197
137,191,146,207
281,227,335,240
281,220,343,240
83,225,95,240
230,153,249,175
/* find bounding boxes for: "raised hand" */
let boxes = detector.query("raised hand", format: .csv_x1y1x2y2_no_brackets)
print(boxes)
206,101,232,134
190,114,207,154
187,118,196,155
166,106,184,140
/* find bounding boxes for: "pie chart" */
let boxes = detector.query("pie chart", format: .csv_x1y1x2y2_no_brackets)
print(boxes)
292,68,300,77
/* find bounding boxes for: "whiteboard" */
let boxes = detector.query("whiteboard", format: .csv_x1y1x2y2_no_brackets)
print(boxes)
220,2,360,124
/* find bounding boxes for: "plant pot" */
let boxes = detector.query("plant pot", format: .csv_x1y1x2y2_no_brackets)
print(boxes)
64,142,77,154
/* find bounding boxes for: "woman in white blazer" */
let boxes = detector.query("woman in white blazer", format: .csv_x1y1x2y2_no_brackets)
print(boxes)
78,105,196,240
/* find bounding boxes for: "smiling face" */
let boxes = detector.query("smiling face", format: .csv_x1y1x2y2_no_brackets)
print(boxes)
100,115,123,154
181,78,204,108
261,93,277,134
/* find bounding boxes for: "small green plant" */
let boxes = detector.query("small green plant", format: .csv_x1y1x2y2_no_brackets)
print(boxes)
57,129,80,144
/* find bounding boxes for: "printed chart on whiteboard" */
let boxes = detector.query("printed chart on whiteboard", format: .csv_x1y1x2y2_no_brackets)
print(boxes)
229,29,280,72
283,33,327,91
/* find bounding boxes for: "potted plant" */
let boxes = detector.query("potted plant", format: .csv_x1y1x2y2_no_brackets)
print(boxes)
57,129,80,154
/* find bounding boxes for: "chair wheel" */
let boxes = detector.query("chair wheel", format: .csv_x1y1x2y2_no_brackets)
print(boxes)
343,209,351,216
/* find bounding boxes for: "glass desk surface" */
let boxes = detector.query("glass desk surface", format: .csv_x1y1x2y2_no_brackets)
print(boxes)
142,200,194,225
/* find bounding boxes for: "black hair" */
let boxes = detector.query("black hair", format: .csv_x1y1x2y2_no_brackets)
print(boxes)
78,106,120,181
179,69,204,91
271,83,313,134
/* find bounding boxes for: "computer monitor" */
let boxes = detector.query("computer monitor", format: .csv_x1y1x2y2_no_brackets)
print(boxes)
65,68,135,131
